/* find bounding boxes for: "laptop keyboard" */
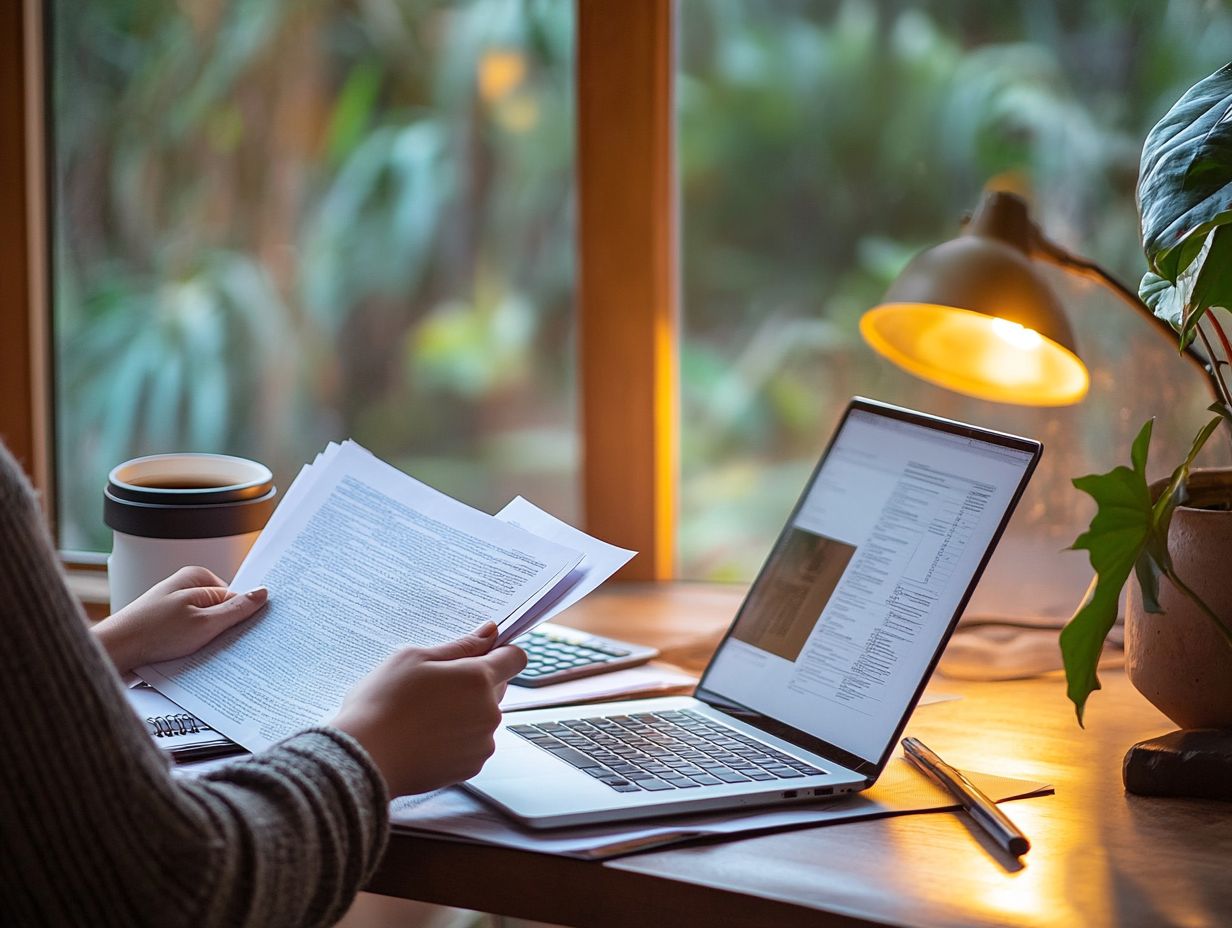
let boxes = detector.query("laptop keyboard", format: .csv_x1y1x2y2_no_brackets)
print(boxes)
508,709,824,793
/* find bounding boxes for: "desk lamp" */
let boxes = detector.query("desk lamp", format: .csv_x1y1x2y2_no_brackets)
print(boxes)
859,190,1223,405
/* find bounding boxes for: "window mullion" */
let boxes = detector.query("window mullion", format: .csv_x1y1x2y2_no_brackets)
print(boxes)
576,0,678,580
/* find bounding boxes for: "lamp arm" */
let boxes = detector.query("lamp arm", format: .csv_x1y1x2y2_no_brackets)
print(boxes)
1031,235,1229,407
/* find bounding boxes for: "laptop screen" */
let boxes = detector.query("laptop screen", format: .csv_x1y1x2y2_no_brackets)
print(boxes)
697,400,1038,768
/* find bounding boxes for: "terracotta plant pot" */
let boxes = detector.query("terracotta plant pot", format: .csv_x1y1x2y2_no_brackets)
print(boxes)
1125,468,1232,729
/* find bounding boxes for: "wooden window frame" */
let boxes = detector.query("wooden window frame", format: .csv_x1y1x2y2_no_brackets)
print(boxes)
577,0,678,580
1,0,52,515
1,0,678,594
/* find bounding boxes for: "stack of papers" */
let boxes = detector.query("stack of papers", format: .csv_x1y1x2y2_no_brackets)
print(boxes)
139,440,635,752
389,758,1052,860
501,663,697,712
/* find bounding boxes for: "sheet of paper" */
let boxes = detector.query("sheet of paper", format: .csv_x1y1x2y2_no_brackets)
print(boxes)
231,441,343,578
139,441,583,752
500,664,697,712
494,497,636,643
390,759,1051,860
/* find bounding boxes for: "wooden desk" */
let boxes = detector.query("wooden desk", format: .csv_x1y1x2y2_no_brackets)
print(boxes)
367,583,1232,928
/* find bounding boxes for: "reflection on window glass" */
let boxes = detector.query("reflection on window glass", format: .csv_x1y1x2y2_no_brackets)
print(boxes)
678,0,1232,615
52,0,576,552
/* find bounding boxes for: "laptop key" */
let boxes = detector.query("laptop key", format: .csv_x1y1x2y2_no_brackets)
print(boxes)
688,774,723,786
663,777,699,788
710,768,752,783
547,747,602,769
636,778,676,791
610,783,642,793
745,771,776,781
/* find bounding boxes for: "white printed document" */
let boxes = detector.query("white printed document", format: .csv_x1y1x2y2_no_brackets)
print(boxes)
388,759,1050,860
139,441,634,752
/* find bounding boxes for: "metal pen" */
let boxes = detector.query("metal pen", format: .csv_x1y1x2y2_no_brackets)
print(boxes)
902,736,1031,857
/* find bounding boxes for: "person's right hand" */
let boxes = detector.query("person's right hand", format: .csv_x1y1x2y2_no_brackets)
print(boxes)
329,622,526,797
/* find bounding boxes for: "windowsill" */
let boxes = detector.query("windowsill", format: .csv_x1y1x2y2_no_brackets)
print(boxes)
64,562,109,619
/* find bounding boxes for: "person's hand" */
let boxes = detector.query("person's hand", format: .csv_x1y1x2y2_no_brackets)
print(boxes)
330,622,526,797
92,566,268,675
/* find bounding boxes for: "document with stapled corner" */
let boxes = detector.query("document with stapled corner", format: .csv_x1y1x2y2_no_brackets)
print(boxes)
138,440,616,753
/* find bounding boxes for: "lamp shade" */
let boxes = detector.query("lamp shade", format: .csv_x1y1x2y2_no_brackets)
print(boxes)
860,192,1089,406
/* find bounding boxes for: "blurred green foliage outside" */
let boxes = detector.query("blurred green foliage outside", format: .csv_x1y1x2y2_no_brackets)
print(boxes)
53,0,576,551
53,1,1232,613
677,0,1232,613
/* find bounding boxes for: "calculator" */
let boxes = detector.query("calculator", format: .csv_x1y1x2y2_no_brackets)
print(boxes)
510,624,660,688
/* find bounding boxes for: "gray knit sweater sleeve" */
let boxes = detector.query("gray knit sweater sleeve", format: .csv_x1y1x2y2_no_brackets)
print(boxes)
0,445,389,927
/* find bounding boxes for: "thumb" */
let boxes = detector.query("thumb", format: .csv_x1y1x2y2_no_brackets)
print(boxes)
199,586,269,631
418,621,499,662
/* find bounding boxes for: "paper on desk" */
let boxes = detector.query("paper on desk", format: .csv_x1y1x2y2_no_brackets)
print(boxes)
500,664,697,712
390,759,1051,861
139,441,585,752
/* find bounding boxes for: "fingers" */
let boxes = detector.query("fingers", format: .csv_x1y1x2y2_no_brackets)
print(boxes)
165,565,226,590
417,622,499,662
197,586,269,631
476,644,528,684
181,585,234,609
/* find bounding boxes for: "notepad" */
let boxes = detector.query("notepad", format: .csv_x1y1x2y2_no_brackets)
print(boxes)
138,440,635,753
125,684,241,762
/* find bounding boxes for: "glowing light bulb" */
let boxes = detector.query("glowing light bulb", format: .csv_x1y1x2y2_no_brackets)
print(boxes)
991,317,1044,350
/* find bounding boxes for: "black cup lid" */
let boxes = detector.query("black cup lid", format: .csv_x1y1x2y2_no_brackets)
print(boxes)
104,485,278,539
104,453,278,539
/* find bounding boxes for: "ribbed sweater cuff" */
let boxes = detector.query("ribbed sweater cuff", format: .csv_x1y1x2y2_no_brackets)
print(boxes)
280,726,391,815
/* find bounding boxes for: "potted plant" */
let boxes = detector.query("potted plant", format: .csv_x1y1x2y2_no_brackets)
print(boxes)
1061,62,1232,728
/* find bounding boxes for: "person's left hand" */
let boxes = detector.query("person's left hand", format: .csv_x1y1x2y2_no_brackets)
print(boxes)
92,566,268,675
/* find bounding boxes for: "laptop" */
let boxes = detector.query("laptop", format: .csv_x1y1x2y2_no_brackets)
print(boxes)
467,398,1041,829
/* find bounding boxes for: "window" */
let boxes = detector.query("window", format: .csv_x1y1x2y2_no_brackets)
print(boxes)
51,0,578,552
677,1,1232,616
16,0,1229,597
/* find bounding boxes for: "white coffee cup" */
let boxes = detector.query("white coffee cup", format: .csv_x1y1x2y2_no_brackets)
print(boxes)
104,453,278,613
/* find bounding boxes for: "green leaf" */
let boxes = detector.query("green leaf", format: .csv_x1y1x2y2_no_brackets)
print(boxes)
1139,267,1200,349
1152,414,1223,540
1063,415,1229,725
325,61,381,165
1155,415,1232,651
1133,551,1163,614
1062,420,1155,726
1140,271,1185,330
1138,62,1232,283
1210,400,1232,427
1177,226,1232,346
